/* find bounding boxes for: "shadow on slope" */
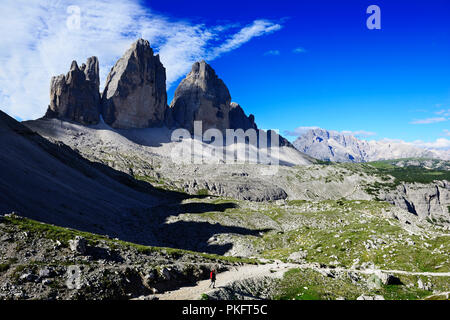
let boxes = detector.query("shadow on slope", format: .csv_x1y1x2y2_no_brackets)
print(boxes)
145,201,272,255
1,110,269,255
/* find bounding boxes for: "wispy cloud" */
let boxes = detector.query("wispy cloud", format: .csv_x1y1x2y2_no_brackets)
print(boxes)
0,0,282,120
284,126,320,137
209,20,282,58
411,138,450,150
378,138,450,151
435,109,450,117
293,47,307,54
444,129,450,136
410,117,447,124
264,50,280,56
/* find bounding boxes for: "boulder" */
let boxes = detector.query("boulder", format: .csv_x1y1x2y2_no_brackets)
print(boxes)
101,39,167,129
45,57,100,125
19,273,38,283
367,274,382,289
69,236,87,255
376,271,402,285
287,250,307,262
38,267,54,279
357,295,385,300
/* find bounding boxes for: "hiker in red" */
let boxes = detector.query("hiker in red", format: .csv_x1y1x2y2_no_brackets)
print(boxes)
209,269,216,288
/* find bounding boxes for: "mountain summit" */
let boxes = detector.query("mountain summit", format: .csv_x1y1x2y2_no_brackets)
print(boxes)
293,128,450,162
101,39,167,129
168,60,232,132
167,60,257,133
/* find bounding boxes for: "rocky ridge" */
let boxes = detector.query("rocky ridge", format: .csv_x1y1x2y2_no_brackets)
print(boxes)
293,128,450,162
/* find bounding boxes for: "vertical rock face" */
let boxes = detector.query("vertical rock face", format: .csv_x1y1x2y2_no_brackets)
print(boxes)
229,102,257,131
45,57,100,125
101,39,167,129
169,60,232,132
378,181,450,222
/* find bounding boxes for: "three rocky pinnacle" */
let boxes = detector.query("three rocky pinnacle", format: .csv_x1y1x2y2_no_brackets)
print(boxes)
45,38,257,133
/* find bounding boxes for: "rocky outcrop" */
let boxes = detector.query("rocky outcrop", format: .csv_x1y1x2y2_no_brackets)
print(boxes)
377,181,450,222
68,236,87,255
168,60,232,132
45,57,100,125
101,39,167,129
0,214,232,300
229,102,257,131
178,179,288,202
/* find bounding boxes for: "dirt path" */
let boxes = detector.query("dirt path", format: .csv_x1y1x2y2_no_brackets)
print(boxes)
157,261,297,300
301,264,450,277
154,261,450,300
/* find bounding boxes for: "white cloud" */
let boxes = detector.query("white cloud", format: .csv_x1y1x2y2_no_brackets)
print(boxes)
209,20,281,58
411,138,450,150
0,0,282,121
293,47,306,53
410,117,447,124
264,50,280,56
443,129,450,136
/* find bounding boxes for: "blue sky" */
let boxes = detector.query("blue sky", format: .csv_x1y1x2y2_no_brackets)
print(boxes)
150,0,450,146
0,0,449,148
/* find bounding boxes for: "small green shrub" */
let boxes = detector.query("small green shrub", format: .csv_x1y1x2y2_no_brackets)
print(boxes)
196,189,209,196
200,293,209,300
0,263,11,273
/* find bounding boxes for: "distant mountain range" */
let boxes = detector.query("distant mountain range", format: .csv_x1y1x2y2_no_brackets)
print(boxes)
293,128,450,162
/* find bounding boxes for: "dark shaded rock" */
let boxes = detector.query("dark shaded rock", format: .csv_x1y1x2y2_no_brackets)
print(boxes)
69,236,87,255
229,102,257,131
45,57,100,125
168,60,231,132
101,39,167,129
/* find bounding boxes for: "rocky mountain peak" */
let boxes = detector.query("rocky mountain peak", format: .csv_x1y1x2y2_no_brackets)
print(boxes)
45,57,101,125
169,60,232,132
83,56,100,88
70,60,79,71
101,39,167,129
41,40,265,135
293,127,450,162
